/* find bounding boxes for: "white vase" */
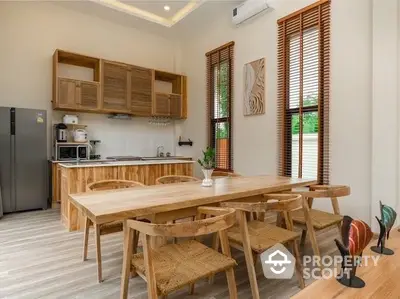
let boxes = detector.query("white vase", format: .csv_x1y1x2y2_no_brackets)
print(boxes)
202,168,214,187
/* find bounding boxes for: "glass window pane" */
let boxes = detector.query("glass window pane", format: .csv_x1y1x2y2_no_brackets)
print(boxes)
214,122,229,170
302,112,318,179
213,62,229,119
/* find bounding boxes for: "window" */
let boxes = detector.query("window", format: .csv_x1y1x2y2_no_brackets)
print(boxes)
277,0,330,183
206,42,234,171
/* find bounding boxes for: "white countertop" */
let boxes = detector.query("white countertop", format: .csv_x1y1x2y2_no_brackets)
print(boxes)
59,159,195,168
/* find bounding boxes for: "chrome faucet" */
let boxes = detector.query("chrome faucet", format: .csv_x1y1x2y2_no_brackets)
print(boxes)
156,146,164,157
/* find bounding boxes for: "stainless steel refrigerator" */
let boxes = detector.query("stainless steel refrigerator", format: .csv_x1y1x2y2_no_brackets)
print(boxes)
0,107,47,214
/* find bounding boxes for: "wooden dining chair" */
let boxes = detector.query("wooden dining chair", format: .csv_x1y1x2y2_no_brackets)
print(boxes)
221,194,305,299
120,206,238,299
285,185,350,260
155,175,200,184
83,179,145,283
211,171,241,178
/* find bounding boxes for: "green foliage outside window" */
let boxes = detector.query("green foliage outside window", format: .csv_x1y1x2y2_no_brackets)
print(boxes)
215,63,229,139
291,96,319,135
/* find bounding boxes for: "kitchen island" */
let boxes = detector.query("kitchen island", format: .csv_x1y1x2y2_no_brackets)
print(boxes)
58,160,194,231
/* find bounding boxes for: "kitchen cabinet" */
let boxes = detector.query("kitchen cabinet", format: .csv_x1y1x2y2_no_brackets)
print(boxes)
59,161,194,231
57,78,79,109
102,60,131,113
153,93,183,118
56,78,100,111
52,50,187,118
77,81,100,110
131,66,153,116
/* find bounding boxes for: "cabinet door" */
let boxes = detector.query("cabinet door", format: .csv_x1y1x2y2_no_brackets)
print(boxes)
153,93,170,116
131,66,152,116
170,94,182,118
102,61,131,113
77,81,100,111
58,78,78,109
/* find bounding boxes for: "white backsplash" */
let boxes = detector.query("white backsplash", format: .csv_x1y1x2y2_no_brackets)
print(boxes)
52,111,177,158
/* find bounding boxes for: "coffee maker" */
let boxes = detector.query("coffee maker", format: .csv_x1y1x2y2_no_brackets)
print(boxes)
55,123,68,142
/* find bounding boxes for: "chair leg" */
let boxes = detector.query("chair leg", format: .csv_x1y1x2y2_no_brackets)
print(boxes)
238,211,260,299
291,240,305,289
330,197,342,231
82,217,91,261
219,230,238,299
225,268,238,299
94,224,103,283
131,230,139,278
120,221,134,299
209,232,220,284
302,197,321,263
300,230,307,246
188,283,195,295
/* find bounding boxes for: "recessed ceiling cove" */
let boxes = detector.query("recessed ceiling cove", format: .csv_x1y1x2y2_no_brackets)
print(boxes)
88,0,206,27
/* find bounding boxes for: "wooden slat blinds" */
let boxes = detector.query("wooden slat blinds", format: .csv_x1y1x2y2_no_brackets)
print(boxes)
277,0,330,184
206,42,234,171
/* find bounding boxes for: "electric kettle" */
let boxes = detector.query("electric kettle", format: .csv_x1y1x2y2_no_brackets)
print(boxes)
73,129,88,143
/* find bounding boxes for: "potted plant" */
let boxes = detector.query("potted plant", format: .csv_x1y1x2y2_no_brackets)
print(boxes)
197,147,216,187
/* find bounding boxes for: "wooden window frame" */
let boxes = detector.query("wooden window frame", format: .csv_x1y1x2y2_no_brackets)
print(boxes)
277,0,331,184
206,42,234,172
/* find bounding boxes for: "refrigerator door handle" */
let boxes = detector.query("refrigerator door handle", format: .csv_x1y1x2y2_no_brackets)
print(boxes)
10,134,16,212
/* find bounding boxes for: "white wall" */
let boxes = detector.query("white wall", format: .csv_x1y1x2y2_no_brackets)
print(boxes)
175,0,373,222
0,0,389,226
0,1,180,158
371,0,400,230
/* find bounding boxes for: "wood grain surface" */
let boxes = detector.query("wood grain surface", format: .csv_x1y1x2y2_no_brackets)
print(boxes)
292,228,400,299
70,175,316,225
62,163,194,231
0,208,342,299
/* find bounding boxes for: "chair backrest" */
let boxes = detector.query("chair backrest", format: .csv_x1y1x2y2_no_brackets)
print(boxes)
156,175,200,185
221,194,302,213
212,171,241,178
297,185,350,198
126,206,236,238
86,179,145,192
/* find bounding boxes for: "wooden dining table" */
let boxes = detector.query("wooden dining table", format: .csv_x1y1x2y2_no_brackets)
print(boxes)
69,175,317,225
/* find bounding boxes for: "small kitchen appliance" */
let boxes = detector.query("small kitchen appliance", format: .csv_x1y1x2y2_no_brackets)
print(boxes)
73,129,88,143
63,114,78,124
55,123,68,142
55,143,89,161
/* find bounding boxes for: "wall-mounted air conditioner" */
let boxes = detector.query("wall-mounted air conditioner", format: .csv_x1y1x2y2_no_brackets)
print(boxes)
232,0,272,25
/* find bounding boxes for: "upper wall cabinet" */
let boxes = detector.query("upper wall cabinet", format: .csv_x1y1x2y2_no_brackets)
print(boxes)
52,49,187,119
131,66,153,116
53,50,101,112
153,71,187,119
102,60,131,113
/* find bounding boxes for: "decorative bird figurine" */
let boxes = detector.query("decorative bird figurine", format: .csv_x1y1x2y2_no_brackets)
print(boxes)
371,201,397,255
335,216,373,288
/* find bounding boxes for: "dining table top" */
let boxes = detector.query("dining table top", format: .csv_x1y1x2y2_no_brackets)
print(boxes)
69,175,317,224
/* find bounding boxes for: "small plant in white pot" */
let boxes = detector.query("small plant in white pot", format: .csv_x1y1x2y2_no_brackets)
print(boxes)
197,147,215,187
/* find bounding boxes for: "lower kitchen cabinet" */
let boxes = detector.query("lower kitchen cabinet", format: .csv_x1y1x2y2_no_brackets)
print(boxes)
59,162,194,231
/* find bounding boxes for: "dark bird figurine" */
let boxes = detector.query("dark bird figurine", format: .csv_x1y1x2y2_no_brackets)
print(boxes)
335,215,373,288
371,201,397,255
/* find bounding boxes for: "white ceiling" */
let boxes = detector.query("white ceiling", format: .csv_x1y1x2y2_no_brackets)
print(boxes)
88,0,206,27
121,0,188,19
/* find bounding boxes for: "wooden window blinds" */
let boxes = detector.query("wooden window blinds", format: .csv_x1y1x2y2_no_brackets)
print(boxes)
206,42,234,171
277,0,330,184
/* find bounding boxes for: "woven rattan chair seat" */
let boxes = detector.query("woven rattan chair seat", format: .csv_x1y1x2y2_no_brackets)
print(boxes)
291,209,343,230
131,240,236,295
227,221,301,254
